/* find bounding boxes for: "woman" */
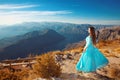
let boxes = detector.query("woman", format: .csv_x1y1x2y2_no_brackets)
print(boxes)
76,26,109,72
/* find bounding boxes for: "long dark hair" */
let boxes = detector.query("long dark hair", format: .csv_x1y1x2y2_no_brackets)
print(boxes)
89,26,96,45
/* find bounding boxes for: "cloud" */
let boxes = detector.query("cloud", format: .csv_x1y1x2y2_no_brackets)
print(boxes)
0,10,120,25
0,10,72,25
0,4,73,25
0,4,37,10
0,10,72,16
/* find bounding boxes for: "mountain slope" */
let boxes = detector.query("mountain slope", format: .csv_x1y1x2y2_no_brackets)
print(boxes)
64,26,120,50
0,29,65,60
97,26,120,40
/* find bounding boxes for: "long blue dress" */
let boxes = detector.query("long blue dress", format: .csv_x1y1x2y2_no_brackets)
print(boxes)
76,35,109,72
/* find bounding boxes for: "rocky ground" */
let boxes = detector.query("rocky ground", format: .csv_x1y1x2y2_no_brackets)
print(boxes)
35,39,120,80
37,53,120,80
60,54,120,80
55,39,120,80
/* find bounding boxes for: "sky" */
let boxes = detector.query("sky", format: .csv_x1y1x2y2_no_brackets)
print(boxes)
0,0,120,25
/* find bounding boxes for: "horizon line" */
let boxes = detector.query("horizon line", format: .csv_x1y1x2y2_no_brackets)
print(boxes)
0,21,119,27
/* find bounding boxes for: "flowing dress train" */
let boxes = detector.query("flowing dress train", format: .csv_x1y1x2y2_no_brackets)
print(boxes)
76,36,109,72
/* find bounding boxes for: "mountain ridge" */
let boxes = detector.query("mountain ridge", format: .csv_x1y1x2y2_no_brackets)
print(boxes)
0,22,118,60
0,29,65,60
65,26,120,50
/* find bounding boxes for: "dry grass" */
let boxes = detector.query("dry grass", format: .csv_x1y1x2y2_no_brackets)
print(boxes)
107,65,120,79
0,51,62,80
97,39,120,49
33,53,62,79
50,50,63,56
96,40,107,48
96,39,120,58
0,68,30,80
114,48,120,53
63,47,83,55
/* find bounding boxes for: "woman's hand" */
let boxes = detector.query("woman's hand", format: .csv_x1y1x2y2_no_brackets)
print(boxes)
83,47,86,52
93,44,96,48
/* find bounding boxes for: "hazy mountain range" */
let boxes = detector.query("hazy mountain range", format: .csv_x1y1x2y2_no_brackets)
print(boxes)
0,22,116,60
0,29,65,60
